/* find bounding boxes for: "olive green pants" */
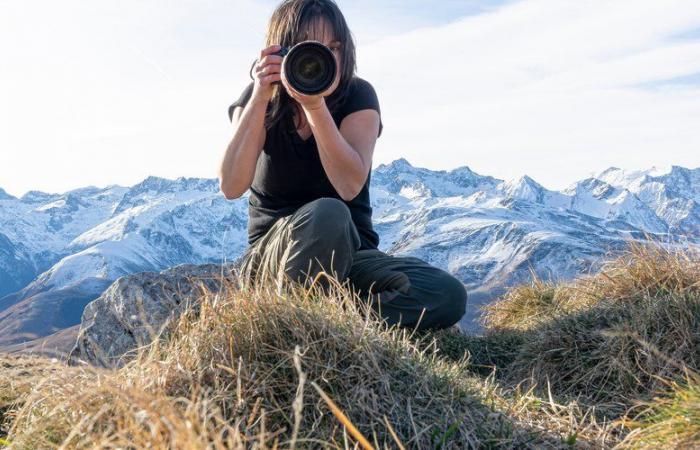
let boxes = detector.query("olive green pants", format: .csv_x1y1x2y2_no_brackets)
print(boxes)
236,197,467,330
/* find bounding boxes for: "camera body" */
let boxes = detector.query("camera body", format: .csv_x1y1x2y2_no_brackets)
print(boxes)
271,40,337,95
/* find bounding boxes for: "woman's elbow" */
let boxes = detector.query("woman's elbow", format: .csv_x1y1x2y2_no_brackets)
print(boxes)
219,178,241,200
340,183,363,202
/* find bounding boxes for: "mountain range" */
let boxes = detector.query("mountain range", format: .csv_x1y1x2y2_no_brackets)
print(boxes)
1,159,698,351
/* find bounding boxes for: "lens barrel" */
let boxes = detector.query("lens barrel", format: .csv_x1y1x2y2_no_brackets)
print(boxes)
273,41,337,95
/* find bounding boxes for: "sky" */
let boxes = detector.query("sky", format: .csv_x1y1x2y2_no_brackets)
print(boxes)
1,0,700,197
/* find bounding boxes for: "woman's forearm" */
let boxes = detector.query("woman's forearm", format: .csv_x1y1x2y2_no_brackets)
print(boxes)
218,98,268,199
303,100,366,201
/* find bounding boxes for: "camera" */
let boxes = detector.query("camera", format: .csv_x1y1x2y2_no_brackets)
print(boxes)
250,40,337,96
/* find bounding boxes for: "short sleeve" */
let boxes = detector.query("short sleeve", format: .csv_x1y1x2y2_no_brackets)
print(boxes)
227,82,254,122
339,78,383,138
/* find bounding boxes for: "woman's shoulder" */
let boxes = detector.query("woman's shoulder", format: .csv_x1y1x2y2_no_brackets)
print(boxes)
338,76,380,112
348,76,378,96
337,76,383,137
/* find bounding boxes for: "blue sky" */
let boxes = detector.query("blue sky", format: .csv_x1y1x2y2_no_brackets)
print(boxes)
1,0,699,196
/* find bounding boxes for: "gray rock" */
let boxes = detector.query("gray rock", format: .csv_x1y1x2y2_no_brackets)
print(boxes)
69,262,240,368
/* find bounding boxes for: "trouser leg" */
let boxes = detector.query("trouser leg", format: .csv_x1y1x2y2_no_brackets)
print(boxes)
238,197,361,293
347,249,468,330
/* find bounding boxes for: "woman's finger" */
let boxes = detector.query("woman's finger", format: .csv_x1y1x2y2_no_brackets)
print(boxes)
264,74,281,83
258,55,283,67
260,44,282,60
260,64,280,76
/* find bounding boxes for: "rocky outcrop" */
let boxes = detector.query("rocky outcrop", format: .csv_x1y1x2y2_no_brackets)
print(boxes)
69,263,239,368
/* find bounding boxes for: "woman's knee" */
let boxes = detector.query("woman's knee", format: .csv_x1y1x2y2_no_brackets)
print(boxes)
430,273,468,328
300,197,352,230
293,197,359,249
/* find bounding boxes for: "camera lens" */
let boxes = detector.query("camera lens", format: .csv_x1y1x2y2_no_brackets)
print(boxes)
283,41,336,95
296,54,325,82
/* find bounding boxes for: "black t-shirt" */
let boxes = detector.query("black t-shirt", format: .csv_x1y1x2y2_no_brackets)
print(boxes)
227,76,383,251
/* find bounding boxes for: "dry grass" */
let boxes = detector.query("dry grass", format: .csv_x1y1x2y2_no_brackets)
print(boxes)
2,272,613,449
0,355,66,440
481,237,700,414
614,371,700,449
2,237,698,448
482,238,700,332
480,276,584,332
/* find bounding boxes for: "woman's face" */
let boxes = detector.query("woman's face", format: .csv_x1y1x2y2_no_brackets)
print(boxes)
299,17,342,96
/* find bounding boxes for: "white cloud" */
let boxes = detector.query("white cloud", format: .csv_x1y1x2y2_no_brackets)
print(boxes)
359,0,700,189
0,0,699,196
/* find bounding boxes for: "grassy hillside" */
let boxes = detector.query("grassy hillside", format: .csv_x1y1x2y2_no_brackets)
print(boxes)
1,239,698,449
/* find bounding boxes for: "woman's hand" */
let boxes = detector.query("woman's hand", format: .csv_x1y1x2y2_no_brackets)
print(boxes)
280,53,340,111
250,44,283,105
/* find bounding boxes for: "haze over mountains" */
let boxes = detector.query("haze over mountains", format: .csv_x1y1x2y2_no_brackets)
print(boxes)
1,159,698,350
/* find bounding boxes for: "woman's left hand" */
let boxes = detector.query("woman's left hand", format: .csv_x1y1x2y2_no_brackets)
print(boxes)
281,63,339,111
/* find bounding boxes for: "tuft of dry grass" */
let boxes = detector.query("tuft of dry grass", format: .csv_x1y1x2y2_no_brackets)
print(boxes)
616,371,700,449
480,274,583,332
482,238,700,332
481,238,700,413
0,355,65,441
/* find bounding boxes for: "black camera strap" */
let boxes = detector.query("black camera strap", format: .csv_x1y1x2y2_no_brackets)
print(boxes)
249,59,257,81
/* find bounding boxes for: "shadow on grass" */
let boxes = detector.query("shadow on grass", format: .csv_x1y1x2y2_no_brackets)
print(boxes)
422,289,700,423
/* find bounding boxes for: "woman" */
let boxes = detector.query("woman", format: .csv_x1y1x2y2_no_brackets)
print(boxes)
219,0,466,330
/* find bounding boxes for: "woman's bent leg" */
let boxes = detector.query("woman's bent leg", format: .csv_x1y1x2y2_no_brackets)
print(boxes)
238,197,361,292
347,249,467,330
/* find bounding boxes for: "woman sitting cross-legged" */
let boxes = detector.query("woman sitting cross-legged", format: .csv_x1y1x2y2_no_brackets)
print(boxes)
218,0,467,330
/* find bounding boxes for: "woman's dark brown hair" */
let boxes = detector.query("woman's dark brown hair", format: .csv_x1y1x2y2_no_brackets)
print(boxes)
263,0,357,140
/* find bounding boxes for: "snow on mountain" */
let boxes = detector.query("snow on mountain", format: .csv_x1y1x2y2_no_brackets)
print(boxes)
583,166,700,235
373,158,501,199
0,160,698,347
0,177,249,347
0,188,15,201
0,232,35,298
564,178,668,233
497,175,570,209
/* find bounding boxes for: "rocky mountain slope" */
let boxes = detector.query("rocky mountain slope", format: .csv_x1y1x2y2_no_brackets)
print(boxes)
1,160,697,349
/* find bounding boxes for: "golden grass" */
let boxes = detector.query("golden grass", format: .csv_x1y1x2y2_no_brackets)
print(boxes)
480,275,583,332
481,237,700,414
3,272,606,449
616,371,700,449
482,238,700,332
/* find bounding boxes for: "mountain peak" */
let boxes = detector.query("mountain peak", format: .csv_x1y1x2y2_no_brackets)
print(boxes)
449,164,476,177
501,175,546,203
446,164,501,189
133,175,173,191
669,165,691,176
127,176,218,196
20,190,61,204
376,158,414,173
392,157,412,167
509,174,543,190
599,166,621,176
0,187,15,200
520,174,539,186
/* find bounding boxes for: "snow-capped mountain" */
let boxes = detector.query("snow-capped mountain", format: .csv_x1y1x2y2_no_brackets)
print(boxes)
1,160,698,348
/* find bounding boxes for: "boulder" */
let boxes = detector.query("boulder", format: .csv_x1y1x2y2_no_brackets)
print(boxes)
69,262,239,368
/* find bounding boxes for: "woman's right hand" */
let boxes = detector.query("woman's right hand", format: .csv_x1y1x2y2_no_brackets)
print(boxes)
251,44,283,104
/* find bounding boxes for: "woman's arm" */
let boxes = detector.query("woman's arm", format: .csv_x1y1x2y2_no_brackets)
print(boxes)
218,99,268,199
219,44,283,200
303,100,381,201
